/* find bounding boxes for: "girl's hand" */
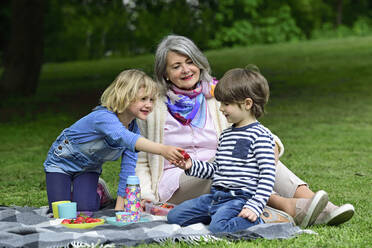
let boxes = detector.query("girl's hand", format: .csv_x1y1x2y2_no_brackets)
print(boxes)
238,208,258,222
160,145,184,162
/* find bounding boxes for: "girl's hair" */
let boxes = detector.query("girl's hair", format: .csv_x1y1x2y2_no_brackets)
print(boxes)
154,35,213,93
100,69,158,113
214,65,270,118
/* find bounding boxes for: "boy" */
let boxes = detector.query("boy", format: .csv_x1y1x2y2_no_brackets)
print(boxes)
168,65,277,233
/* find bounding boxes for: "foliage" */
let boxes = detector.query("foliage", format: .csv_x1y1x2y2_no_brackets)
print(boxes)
42,0,219,62
1,36,372,247
2,0,370,63
209,3,304,48
287,0,333,38
311,16,372,39
44,0,132,61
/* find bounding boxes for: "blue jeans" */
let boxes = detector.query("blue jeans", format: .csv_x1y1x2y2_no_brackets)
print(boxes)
167,187,262,233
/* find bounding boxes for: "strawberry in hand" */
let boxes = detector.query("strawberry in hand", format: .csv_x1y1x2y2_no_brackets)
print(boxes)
173,150,192,170
180,150,190,160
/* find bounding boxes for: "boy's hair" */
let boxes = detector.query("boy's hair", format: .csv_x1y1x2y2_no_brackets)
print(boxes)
100,69,158,114
214,65,270,118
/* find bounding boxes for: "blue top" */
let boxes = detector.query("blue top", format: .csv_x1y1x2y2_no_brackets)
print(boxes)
44,106,141,196
186,122,276,217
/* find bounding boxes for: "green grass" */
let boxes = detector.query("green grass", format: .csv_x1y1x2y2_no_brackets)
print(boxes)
1,36,372,247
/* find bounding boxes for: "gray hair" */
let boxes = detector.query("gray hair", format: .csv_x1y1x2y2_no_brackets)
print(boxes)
154,35,213,93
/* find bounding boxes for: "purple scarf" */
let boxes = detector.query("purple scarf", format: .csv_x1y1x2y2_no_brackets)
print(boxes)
166,79,217,128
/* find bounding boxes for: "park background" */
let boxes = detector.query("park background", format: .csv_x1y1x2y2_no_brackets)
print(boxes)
0,0,371,247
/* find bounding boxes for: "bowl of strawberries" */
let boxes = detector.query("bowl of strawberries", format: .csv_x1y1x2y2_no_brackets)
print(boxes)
145,202,176,216
61,215,104,229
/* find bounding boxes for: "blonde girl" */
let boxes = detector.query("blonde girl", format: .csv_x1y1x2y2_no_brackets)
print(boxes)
44,69,183,212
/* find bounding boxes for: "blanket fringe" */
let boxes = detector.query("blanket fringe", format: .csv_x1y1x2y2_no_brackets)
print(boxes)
155,234,226,245
70,240,115,248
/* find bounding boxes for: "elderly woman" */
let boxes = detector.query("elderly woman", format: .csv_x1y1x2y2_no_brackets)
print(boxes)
134,35,354,227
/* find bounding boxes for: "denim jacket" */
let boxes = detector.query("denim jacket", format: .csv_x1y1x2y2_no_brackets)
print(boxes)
43,106,141,196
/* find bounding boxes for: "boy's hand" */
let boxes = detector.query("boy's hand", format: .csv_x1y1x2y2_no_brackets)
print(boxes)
160,145,184,162
173,158,192,170
238,208,258,222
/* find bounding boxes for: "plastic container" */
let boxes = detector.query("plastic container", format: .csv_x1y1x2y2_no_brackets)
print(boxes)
115,211,132,223
58,202,77,219
145,202,176,216
52,200,70,218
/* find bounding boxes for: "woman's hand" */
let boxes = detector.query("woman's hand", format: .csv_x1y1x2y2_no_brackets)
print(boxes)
238,208,258,222
140,199,152,212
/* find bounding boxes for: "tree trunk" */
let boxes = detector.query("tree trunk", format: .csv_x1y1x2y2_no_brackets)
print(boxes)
335,0,343,27
0,0,45,97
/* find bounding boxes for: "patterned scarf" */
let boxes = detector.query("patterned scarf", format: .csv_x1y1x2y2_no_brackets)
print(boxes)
166,79,217,128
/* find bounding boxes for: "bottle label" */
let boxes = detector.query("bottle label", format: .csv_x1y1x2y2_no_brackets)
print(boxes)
124,185,141,216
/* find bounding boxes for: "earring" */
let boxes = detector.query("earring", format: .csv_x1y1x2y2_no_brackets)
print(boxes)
166,78,169,81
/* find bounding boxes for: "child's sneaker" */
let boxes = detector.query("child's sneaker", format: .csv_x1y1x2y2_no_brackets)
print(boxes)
97,178,113,208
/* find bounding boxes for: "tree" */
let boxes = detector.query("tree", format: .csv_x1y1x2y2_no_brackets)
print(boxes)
0,0,45,97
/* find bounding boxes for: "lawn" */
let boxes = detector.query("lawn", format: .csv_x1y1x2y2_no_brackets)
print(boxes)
0,36,371,247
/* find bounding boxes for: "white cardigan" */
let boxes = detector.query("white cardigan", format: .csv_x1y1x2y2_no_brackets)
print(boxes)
135,96,284,202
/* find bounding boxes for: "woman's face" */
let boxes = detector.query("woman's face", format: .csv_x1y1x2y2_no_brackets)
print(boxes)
165,51,200,90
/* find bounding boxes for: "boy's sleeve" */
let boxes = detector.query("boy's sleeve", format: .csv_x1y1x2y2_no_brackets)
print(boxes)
185,159,217,179
185,132,222,178
244,134,276,217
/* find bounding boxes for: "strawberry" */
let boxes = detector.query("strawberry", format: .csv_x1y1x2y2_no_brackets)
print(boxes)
160,203,174,209
62,219,71,224
76,216,85,222
180,150,190,160
85,217,94,223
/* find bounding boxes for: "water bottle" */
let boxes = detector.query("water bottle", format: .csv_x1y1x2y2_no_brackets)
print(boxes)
124,175,141,222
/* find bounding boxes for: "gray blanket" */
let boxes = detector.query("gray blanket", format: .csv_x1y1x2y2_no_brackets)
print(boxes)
0,206,315,247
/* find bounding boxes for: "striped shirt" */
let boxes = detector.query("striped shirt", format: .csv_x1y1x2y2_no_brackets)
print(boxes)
185,121,276,217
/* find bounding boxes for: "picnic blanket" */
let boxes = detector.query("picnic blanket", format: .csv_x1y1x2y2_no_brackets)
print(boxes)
0,205,316,247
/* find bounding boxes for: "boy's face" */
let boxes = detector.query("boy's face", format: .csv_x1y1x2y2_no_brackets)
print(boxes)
219,98,255,127
127,88,154,121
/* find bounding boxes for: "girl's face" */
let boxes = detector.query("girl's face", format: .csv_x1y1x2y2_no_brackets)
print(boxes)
165,51,200,90
127,87,155,121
